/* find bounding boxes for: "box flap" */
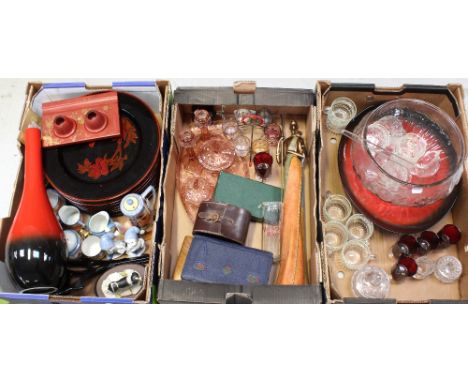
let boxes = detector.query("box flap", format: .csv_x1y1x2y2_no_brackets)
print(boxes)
174,87,315,107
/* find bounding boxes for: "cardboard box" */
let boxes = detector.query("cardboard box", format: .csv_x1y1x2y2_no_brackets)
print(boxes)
316,81,468,303
0,80,171,304
157,83,323,303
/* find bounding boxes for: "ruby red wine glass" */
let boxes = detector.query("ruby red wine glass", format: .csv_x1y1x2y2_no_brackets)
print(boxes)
253,152,274,180
392,234,419,258
398,256,418,277
417,231,440,254
438,224,462,248
392,263,409,282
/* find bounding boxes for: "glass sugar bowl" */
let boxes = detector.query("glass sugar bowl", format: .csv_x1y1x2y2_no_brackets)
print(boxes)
350,99,465,207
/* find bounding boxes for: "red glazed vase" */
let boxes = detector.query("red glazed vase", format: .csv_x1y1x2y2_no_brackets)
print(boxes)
5,125,67,291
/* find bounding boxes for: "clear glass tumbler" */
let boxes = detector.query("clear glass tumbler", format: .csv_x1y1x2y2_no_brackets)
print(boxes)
346,214,374,241
340,239,375,270
323,194,352,223
324,221,348,253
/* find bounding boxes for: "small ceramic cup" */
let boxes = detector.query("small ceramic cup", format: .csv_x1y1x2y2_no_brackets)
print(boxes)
58,205,85,229
81,235,105,259
47,189,65,215
88,211,116,237
64,229,82,261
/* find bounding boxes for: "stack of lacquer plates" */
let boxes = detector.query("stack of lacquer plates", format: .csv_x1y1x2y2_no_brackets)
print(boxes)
44,92,161,215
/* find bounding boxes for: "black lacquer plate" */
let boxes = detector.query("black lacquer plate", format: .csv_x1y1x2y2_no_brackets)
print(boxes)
44,92,161,212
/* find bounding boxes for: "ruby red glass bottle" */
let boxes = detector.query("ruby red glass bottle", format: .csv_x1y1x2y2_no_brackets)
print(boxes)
5,124,67,292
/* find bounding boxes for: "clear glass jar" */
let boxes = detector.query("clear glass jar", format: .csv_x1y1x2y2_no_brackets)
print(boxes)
352,265,390,299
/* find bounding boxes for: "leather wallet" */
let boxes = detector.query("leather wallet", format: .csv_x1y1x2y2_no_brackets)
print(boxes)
193,201,251,245
181,235,273,286
213,172,282,221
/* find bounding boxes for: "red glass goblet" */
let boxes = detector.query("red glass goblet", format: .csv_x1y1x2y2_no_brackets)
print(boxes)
417,231,440,255
392,263,409,282
438,224,462,248
398,256,418,277
392,234,418,258
253,152,273,180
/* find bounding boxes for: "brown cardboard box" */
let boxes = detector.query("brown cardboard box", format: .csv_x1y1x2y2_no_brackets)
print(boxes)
157,83,323,303
316,81,468,303
0,80,171,303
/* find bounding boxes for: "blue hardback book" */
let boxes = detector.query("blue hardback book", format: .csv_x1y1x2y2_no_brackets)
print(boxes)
182,235,273,285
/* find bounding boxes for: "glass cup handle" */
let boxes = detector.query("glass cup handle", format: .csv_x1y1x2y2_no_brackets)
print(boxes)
141,185,156,207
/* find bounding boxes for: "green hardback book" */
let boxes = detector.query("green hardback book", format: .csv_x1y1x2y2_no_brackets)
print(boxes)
213,172,282,222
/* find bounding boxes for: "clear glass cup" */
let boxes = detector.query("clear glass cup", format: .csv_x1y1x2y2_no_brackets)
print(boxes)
233,135,251,157
340,239,375,270
351,265,390,299
323,194,352,223
324,221,348,253
413,256,435,280
434,255,462,283
222,119,239,140
326,97,357,134
346,214,374,241
234,109,256,124
262,202,282,263
252,137,270,154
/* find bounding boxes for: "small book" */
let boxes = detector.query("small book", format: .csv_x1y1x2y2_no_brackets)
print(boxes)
181,235,273,286
213,172,282,221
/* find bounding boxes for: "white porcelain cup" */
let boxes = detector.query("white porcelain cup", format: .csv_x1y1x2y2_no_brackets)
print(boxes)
81,235,104,259
88,211,115,237
64,229,82,261
58,205,85,229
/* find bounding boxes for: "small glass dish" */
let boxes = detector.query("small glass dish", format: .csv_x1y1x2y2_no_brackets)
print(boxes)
346,214,374,241
340,239,375,270
326,97,357,134
197,137,235,171
323,194,352,223
434,255,462,283
351,265,390,299
324,221,348,253
413,256,435,280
